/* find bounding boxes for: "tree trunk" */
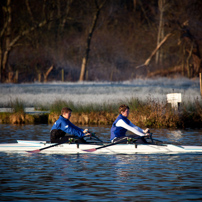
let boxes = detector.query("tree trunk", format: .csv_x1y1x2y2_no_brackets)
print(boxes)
0,19,8,81
79,57,87,81
178,21,202,77
25,0,35,23
79,0,106,81
0,0,63,83
59,0,73,33
138,0,153,29
1,0,11,82
1,18,49,82
38,73,41,82
156,0,165,65
43,65,53,82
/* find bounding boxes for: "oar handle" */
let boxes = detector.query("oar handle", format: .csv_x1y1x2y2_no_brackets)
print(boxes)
146,133,163,143
91,132,103,143
150,133,154,143
84,132,103,143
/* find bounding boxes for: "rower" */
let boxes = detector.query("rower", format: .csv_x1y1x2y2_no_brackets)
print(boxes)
110,104,151,144
50,107,91,144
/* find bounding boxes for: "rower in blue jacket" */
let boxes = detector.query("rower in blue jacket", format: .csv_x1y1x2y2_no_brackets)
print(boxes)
110,104,150,143
50,107,91,143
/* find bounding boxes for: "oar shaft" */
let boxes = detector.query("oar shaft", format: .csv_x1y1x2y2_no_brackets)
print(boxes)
94,142,117,150
91,133,103,143
84,137,128,152
27,135,79,153
39,142,61,151
152,138,163,143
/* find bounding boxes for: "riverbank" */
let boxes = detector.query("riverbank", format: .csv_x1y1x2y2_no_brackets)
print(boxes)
0,106,201,129
0,111,116,125
0,97,202,128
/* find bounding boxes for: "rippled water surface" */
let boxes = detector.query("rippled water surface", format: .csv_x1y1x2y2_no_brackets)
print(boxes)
1,125,202,201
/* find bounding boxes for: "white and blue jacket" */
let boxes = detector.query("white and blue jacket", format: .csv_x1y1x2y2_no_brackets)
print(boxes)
51,115,85,138
110,114,145,141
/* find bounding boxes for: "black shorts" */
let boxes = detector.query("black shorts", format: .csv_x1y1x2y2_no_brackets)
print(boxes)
50,129,67,143
50,129,87,144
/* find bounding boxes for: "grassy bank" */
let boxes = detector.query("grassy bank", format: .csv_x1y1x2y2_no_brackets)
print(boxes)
0,98,202,129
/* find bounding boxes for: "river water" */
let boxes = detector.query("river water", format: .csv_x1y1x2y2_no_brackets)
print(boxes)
1,124,202,202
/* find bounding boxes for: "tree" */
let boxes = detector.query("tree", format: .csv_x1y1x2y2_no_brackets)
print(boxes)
0,0,12,82
155,0,170,65
0,0,73,83
79,0,106,81
0,0,52,82
178,21,202,77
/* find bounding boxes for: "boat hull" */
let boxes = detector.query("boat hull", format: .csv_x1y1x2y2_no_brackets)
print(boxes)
0,140,202,154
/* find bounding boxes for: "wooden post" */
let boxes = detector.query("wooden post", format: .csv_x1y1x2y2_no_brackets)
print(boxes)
38,73,41,82
15,70,18,83
61,69,64,82
200,73,202,97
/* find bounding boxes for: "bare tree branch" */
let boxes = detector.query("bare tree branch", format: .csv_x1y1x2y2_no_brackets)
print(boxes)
136,32,172,68
25,0,35,23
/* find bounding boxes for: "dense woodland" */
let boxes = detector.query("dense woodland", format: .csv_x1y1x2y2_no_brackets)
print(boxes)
0,0,202,83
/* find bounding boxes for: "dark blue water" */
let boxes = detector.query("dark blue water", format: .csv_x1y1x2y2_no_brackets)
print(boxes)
1,124,202,201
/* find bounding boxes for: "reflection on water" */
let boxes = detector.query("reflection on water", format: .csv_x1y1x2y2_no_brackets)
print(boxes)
0,124,202,201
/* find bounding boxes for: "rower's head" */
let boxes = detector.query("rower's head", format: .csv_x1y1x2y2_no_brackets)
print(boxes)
61,107,72,119
119,104,130,117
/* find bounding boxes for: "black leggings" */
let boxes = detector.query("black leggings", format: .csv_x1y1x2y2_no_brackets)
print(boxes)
129,135,148,144
113,135,148,144
50,129,86,144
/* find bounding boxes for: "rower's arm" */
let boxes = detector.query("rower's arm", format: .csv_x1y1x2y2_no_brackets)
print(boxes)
129,121,145,133
116,119,145,136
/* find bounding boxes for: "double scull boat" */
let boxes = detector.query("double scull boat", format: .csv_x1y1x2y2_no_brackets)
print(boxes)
0,140,202,154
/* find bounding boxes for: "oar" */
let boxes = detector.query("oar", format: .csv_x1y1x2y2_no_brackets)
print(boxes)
91,133,103,143
152,138,163,143
150,133,154,144
26,135,79,154
26,140,70,154
149,133,163,143
83,137,128,152
26,133,101,154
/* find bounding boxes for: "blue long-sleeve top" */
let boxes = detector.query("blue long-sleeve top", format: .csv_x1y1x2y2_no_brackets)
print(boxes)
51,115,85,138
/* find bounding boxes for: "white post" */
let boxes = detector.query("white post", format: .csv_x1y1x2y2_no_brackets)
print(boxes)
167,93,182,110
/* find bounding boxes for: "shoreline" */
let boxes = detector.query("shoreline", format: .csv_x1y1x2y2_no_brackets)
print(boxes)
0,110,202,129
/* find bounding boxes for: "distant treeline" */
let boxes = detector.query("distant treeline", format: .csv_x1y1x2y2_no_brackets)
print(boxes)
0,0,202,83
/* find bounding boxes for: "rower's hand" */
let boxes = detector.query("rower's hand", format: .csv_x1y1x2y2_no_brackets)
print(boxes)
84,132,92,137
143,128,150,133
143,128,150,137
83,128,92,137
83,129,89,134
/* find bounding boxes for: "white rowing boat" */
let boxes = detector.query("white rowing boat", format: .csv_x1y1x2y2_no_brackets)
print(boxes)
0,140,202,154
